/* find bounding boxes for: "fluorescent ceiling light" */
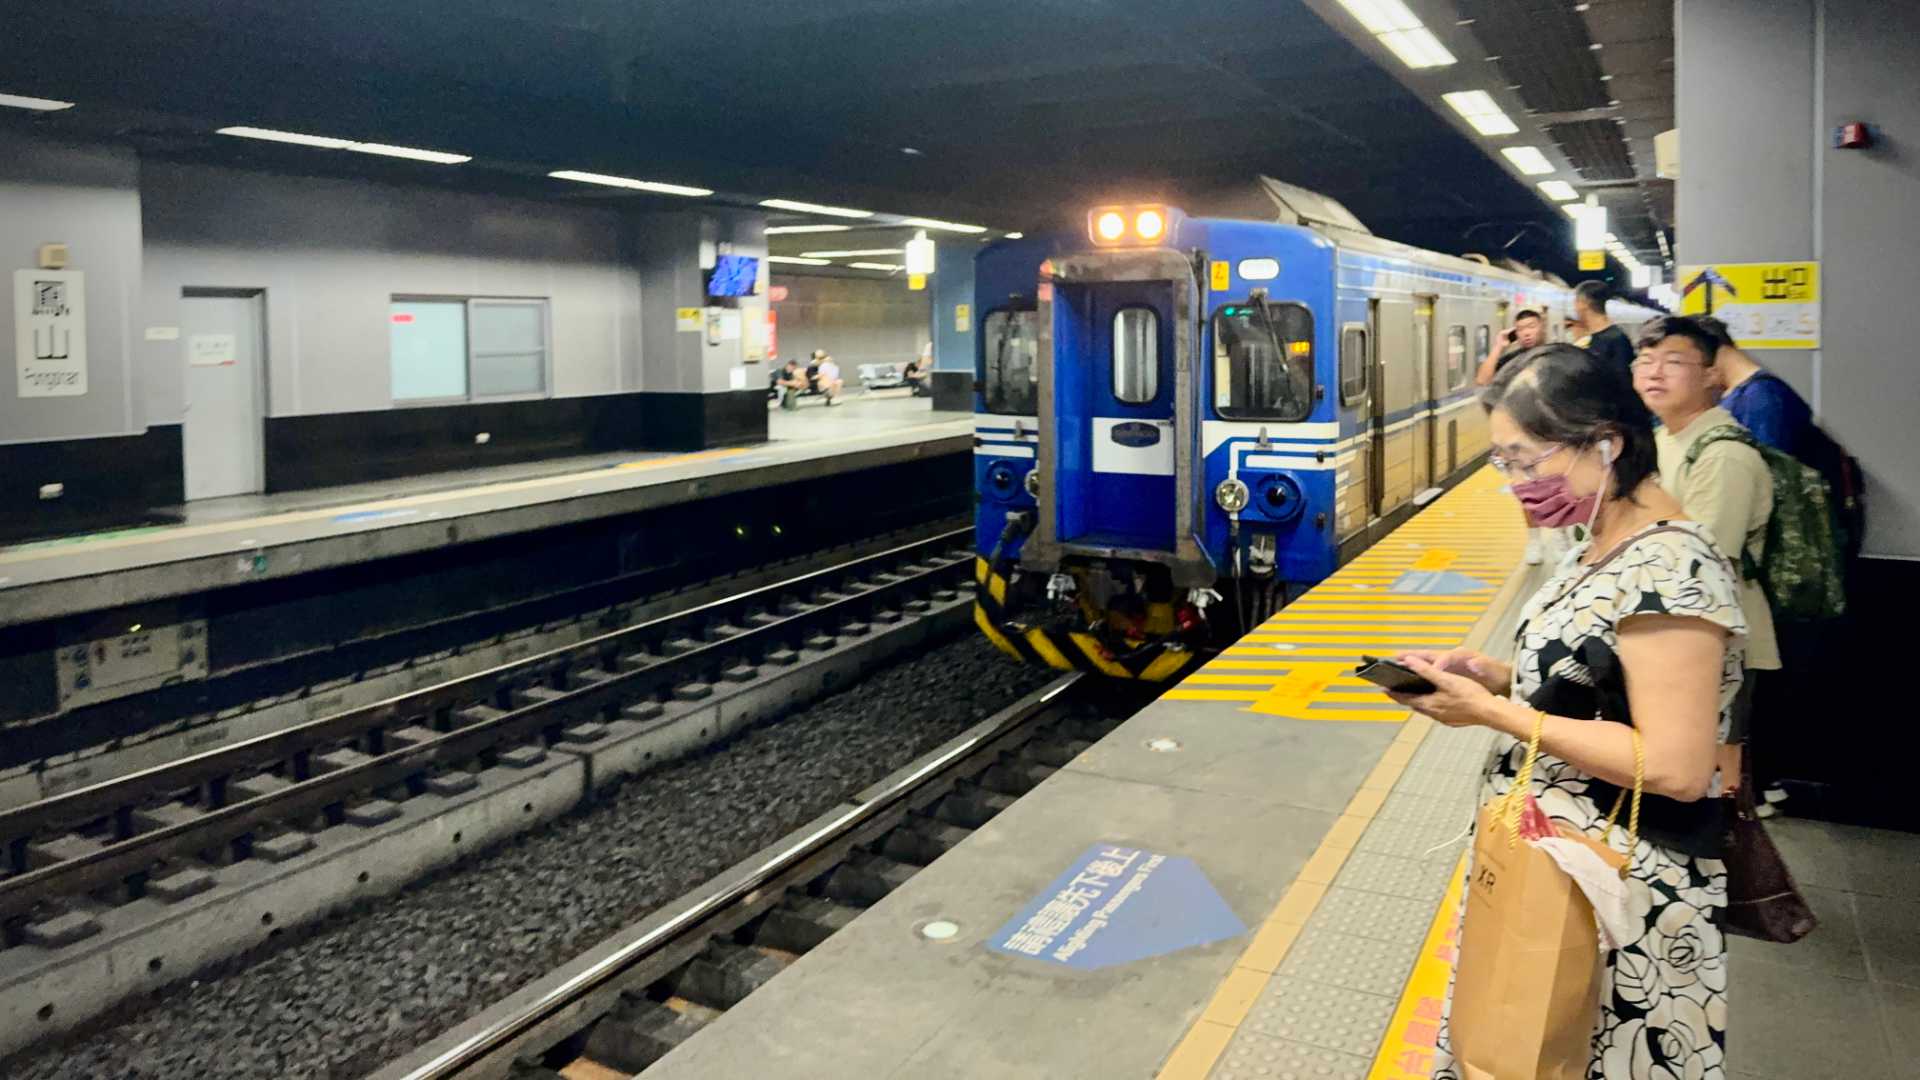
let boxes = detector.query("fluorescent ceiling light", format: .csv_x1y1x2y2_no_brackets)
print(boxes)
1441,91,1518,136
1333,1,1455,68
900,216,989,234
351,142,472,165
1537,180,1578,201
1562,204,1583,219
764,224,853,234
800,248,904,258
767,255,831,266
217,126,470,164
0,92,76,111
547,169,712,197
760,198,875,219
1501,146,1555,175
1005,232,1025,239
848,262,904,271
217,126,352,149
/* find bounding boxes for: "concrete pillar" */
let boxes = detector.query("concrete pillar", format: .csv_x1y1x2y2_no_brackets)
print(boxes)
1675,0,1920,557
928,239,976,412
632,210,769,448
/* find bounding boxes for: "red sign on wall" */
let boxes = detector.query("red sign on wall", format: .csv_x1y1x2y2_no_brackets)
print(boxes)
769,284,790,303
767,309,778,359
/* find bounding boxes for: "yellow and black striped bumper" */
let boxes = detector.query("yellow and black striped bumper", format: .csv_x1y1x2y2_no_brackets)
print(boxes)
972,558,1202,682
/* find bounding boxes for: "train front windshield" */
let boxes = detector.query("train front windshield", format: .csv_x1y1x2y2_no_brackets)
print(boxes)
983,309,1039,415
1213,303,1314,421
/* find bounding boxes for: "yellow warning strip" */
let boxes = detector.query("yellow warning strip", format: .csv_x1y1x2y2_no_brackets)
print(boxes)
1155,467,1532,1079
1365,854,1467,1080
1155,714,1439,1079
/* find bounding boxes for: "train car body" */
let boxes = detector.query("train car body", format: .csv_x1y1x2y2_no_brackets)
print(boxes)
974,179,1656,679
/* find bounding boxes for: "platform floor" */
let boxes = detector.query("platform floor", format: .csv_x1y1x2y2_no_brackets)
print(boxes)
640,468,1920,1080
0,396,969,624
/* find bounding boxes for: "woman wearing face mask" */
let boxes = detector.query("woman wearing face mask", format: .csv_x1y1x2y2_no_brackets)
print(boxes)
1389,343,1746,1079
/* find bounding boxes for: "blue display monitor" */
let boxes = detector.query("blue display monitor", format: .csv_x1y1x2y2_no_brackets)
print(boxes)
707,255,760,297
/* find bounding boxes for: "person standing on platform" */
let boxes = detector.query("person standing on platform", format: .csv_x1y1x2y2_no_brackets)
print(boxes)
1697,316,1815,460
1634,315,1780,799
1572,280,1636,376
1388,342,1744,1079
1478,313,1552,564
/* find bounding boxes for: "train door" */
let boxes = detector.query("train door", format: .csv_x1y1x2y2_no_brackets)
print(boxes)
1060,282,1178,551
1371,298,1414,520
1413,296,1436,496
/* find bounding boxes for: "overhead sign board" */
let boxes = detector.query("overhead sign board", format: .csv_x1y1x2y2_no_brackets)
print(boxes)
1677,260,1820,348
1578,250,1605,271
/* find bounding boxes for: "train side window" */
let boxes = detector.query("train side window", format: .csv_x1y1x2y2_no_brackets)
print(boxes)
1111,307,1159,404
1213,301,1314,421
982,308,1039,415
1339,324,1368,404
1475,325,1492,368
1446,324,1468,389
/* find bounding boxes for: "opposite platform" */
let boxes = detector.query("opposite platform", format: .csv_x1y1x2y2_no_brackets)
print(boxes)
0,400,969,626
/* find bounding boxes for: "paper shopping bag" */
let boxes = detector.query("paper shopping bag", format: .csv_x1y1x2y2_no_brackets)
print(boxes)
1446,800,1625,1080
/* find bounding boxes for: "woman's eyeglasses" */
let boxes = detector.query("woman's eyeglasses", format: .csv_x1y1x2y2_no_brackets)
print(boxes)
1489,444,1567,479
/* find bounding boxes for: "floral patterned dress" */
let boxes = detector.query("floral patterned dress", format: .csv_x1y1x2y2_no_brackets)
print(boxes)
1432,521,1746,1080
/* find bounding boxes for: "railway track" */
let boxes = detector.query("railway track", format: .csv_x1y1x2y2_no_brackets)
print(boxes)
370,672,1146,1080
0,527,979,1059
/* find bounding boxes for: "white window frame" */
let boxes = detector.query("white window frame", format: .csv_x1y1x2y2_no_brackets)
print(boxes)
390,295,553,406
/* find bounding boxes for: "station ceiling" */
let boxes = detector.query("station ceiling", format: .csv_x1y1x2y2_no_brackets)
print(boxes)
1,0,1671,285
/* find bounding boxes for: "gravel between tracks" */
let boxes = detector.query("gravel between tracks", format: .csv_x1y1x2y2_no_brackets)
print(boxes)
9,634,1058,1080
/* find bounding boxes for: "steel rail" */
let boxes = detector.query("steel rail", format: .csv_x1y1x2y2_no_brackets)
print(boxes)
0,528,973,925
385,673,1086,1080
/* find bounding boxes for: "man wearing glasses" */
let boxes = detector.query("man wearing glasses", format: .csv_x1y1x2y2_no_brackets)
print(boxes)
1634,315,1779,791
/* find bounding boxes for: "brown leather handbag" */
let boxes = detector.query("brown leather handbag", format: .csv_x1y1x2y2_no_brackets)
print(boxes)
1721,765,1817,942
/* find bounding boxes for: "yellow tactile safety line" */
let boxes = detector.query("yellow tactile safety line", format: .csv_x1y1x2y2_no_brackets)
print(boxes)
1154,468,1531,1080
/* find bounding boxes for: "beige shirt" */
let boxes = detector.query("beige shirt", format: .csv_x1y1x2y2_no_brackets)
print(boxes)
1655,407,1781,669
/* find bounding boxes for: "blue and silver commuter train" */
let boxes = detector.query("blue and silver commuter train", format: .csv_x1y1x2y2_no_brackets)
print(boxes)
973,178,1654,680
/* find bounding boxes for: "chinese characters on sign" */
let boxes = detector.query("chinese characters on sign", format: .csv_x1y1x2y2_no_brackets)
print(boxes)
15,268,88,397
1678,261,1820,349
1368,853,1468,1079
987,842,1245,970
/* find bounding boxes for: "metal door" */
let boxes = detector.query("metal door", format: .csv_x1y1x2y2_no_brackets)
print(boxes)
1071,282,1176,551
182,291,266,500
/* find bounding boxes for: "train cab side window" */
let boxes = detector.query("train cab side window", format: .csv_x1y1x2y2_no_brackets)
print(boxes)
1339,324,1368,405
982,308,1039,415
1213,301,1314,421
1111,307,1159,404
1445,325,1468,390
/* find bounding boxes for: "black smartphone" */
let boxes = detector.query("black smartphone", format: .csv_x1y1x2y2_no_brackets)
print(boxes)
1355,654,1437,695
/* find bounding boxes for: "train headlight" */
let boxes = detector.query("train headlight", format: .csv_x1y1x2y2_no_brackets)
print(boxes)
1025,469,1042,498
1215,478,1250,513
1135,208,1166,241
1094,211,1126,242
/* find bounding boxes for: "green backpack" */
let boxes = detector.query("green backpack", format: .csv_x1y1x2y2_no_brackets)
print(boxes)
1685,425,1847,621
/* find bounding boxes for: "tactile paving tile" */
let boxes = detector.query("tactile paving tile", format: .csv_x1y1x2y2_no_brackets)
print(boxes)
1328,851,1453,903
1278,926,1418,996
1308,886,1437,944
1353,813,1474,863
1407,735,1497,776
1373,790,1466,825
1239,974,1395,1057
1211,1026,1374,1080
1388,764,1484,803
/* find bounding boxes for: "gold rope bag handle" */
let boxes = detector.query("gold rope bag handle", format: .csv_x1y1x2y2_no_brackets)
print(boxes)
1602,726,1646,878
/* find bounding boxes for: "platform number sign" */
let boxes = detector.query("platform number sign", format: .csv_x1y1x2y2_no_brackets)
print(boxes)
15,268,88,397
1678,260,1820,349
